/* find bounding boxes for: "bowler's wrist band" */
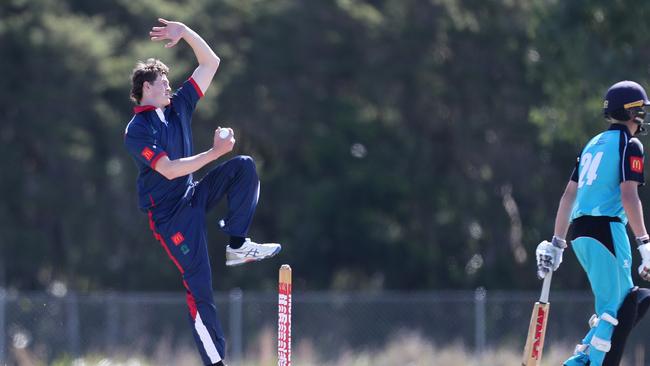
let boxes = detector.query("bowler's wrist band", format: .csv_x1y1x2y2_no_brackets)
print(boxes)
552,235,568,249
636,235,650,247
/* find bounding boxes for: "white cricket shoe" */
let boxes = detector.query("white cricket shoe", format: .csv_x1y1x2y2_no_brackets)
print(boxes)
226,238,281,266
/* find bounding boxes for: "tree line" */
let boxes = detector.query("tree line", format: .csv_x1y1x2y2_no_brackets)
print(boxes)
2,0,650,292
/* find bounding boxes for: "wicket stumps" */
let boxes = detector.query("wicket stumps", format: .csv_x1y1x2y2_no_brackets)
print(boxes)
278,264,292,366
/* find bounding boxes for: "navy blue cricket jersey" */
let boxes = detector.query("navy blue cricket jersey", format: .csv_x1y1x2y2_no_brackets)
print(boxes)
124,78,203,212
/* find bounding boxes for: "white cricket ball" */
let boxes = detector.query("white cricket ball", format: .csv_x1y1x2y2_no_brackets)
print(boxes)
219,129,230,139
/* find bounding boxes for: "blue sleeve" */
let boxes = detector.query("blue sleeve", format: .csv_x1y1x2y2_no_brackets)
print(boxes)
124,119,167,170
623,138,644,184
171,78,203,121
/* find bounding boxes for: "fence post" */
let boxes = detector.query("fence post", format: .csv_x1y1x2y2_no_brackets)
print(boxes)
229,288,243,365
474,287,487,358
66,291,81,358
0,288,5,364
105,292,119,352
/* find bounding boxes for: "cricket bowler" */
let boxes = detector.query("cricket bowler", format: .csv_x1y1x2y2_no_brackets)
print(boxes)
124,19,281,366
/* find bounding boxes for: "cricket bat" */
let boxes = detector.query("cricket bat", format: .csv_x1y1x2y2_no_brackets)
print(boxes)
522,272,553,366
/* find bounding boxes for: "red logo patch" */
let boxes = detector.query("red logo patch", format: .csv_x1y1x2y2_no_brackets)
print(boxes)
141,147,155,161
171,232,185,246
630,156,644,173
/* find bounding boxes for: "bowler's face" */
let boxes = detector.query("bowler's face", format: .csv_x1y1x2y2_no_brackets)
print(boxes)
148,74,171,107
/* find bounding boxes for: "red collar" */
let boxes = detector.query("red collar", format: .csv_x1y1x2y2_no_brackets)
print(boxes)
133,105,157,114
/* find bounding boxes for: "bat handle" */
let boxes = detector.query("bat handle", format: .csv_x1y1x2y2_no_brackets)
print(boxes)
539,271,553,303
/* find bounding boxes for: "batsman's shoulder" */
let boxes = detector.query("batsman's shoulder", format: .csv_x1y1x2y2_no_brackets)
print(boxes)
629,137,644,154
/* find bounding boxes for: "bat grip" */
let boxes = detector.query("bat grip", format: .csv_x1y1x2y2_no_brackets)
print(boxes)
539,271,552,303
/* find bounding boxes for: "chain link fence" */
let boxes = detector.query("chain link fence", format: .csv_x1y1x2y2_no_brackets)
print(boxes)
1,288,649,365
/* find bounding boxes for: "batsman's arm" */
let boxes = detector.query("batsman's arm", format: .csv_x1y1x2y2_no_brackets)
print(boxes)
552,180,578,240
621,181,649,238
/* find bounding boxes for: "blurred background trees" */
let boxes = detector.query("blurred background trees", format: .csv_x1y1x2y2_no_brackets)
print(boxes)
2,0,650,292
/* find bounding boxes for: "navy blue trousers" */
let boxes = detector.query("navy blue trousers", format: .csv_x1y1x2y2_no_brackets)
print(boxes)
147,155,259,365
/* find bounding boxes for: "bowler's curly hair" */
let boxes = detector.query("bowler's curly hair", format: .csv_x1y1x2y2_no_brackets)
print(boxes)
130,58,169,104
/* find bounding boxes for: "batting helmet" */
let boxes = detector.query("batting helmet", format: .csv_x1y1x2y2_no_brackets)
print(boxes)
603,81,650,133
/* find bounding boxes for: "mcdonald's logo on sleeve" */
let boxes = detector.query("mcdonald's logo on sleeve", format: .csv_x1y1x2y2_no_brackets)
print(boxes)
630,156,644,173
141,147,155,161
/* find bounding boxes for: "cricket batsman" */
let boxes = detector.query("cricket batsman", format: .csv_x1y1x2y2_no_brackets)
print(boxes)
123,19,281,366
536,81,650,366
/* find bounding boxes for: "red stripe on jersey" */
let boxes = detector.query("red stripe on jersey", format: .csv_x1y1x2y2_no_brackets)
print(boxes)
150,152,167,170
185,288,198,320
188,78,204,98
134,105,156,113
148,211,184,274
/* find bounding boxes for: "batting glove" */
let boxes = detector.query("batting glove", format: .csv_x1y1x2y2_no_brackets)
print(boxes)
636,235,650,281
536,236,567,279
